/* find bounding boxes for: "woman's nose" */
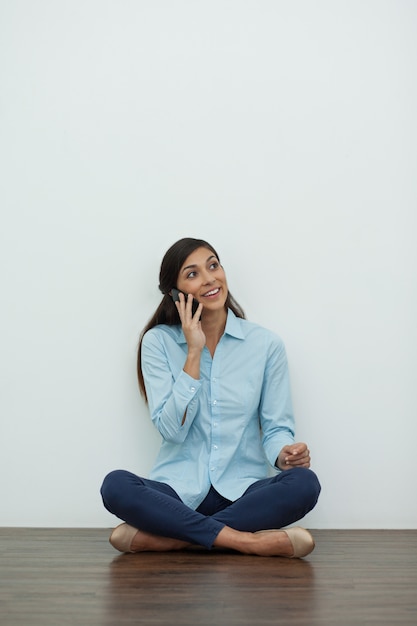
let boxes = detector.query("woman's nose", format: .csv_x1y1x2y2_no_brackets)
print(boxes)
201,270,215,285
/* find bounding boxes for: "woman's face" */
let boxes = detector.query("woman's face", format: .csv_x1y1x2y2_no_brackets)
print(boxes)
176,247,228,312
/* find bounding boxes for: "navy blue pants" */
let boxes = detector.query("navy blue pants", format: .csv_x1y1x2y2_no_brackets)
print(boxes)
101,467,321,549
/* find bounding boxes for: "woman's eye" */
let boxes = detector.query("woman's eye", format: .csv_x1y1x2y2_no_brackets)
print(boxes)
210,262,219,270
187,271,197,279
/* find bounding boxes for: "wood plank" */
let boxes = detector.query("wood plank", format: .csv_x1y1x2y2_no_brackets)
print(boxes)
1,529,416,625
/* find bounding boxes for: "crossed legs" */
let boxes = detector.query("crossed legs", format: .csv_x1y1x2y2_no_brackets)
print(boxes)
100,468,321,557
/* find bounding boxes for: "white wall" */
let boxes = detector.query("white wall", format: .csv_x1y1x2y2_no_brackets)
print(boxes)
1,0,416,528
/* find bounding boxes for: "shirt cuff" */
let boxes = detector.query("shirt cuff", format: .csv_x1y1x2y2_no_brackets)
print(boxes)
174,369,202,400
264,435,295,469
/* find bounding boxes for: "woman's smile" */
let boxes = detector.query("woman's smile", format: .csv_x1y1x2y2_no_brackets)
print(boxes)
201,287,221,299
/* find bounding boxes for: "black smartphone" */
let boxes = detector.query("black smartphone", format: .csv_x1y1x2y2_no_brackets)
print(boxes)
171,288,200,315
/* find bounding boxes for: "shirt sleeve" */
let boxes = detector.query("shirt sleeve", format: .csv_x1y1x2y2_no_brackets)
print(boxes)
141,328,202,444
259,334,295,467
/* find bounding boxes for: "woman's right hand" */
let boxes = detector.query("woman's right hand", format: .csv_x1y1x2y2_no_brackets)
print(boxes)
175,292,205,354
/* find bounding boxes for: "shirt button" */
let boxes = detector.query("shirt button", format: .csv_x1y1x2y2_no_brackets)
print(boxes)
213,422,218,427
190,386,196,392
213,400,217,405
210,467,215,472
213,445,218,450
212,378,217,383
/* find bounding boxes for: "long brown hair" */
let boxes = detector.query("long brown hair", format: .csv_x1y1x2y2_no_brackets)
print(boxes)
137,237,245,400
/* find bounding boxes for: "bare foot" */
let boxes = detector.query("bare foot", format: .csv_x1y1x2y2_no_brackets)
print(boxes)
130,529,191,553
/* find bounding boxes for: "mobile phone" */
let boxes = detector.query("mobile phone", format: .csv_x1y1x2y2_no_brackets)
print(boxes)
171,288,200,315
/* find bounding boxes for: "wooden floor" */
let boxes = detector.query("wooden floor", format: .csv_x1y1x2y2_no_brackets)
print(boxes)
1,529,416,625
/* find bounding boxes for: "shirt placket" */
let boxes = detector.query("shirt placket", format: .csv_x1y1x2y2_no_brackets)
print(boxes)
208,351,220,478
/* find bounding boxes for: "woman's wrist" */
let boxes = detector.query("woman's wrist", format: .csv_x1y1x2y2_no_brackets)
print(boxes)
183,350,202,380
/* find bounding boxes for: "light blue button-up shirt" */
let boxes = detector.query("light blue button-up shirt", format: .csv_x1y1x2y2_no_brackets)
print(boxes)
141,309,295,510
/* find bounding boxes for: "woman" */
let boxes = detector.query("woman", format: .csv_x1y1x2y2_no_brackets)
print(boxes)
101,237,321,557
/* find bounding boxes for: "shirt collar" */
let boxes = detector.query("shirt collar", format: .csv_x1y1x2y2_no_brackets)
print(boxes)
176,308,245,344
224,308,245,339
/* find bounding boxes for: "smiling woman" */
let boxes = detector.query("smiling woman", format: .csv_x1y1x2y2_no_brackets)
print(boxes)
177,249,227,307
100,237,321,558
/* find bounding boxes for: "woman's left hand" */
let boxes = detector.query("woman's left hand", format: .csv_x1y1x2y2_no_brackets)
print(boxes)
276,442,311,470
